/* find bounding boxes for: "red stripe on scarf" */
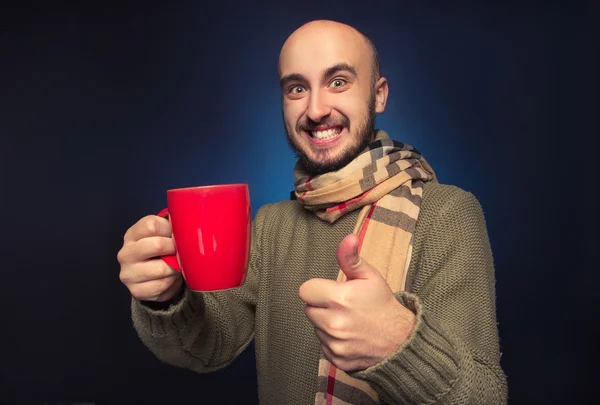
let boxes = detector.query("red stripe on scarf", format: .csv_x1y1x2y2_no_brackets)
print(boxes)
326,363,337,405
324,187,376,216
357,203,377,253
298,176,314,203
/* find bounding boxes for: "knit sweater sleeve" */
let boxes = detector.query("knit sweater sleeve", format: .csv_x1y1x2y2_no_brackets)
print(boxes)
128,208,265,374
350,188,508,404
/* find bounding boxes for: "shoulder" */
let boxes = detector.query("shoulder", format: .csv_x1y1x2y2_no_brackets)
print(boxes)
422,182,480,206
421,182,485,220
414,182,489,248
253,200,309,236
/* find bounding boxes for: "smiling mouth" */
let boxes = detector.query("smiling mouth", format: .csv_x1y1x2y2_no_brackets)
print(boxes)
308,126,343,141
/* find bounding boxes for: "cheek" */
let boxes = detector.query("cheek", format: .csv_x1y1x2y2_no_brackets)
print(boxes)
333,92,369,122
283,104,303,129
337,105,365,127
282,102,294,118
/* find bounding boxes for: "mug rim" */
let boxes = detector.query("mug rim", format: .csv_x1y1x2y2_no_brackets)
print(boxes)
167,183,248,193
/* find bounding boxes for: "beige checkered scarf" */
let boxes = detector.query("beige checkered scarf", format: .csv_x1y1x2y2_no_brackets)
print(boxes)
293,130,437,405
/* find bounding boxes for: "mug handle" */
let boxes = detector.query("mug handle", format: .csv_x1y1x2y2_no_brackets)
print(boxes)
157,208,182,272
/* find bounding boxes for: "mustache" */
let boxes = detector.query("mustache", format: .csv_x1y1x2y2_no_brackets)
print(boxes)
296,116,350,132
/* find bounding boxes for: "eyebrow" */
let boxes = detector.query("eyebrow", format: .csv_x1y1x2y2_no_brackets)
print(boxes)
279,63,358,90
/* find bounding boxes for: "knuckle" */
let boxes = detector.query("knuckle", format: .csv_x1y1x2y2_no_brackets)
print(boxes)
145,216,158,235
119,266,135,286
331,292,346,308
152,237,166,254
334,287,353,307
116,248,125,264
328,341,344,357
327,316,345,333
116,245,132,265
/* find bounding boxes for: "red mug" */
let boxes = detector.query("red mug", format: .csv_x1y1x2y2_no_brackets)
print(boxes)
157,183,251,292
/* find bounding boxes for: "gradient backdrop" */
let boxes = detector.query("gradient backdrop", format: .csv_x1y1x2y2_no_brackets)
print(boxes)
1,1,596,404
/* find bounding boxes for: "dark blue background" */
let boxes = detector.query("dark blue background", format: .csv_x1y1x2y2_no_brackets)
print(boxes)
1,1,597,404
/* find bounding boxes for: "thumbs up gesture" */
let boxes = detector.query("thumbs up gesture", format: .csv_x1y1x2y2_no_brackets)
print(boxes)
299,234,416,372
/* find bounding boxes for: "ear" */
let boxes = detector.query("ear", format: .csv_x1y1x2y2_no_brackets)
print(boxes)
374,76,389,114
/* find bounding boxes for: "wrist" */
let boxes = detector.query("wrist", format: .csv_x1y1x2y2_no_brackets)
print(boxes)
386,297,416,355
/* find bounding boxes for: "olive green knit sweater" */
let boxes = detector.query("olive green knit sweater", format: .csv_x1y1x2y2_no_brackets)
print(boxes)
131,183,507,404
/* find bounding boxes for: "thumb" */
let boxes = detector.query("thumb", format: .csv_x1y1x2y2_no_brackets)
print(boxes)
336,234,373,280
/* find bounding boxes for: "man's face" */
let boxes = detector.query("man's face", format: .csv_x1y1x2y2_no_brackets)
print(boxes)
278,23,386,175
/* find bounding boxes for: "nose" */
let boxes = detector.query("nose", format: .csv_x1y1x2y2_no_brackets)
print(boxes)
306,89,332,123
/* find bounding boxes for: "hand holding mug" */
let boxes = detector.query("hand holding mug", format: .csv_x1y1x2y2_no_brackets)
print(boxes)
117,215,183,302
118,183,251,299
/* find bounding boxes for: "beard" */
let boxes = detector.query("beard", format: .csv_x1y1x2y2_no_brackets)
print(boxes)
284,93,377,176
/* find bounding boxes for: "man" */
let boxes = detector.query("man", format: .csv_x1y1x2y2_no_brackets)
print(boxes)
118,20,507,404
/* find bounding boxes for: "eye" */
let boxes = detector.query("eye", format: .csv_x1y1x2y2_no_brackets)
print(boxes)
288,85,305,94
330,78,347,88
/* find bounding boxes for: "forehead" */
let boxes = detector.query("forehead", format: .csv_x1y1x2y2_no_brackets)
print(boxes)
279,26,370,79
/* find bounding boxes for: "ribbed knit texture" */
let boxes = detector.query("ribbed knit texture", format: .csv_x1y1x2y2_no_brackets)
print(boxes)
131,183,507,404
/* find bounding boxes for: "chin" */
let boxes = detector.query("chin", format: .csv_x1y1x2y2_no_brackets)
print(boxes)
300,148,358,175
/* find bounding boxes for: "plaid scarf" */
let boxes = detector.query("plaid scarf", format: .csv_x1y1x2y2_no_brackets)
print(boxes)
293,130,437,405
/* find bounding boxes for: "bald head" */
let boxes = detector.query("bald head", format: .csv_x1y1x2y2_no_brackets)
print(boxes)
278,20,381,86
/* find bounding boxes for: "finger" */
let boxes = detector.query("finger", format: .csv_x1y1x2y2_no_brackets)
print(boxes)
304,305,327,328
124,215,172,243
305,306,348,339
315,328,336,348
118,236,175,264
121,258,179,284
312,325,352,369
316,332,355,371
336,234,372,281
320,342,336,364
128,273,182,301
155,276,184,302
320,342,358,372
299,278,340,308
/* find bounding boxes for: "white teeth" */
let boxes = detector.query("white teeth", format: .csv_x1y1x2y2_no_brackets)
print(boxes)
312,128,341,140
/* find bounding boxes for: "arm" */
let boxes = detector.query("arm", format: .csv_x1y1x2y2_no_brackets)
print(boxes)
351,190,508,404
129,209,264,374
